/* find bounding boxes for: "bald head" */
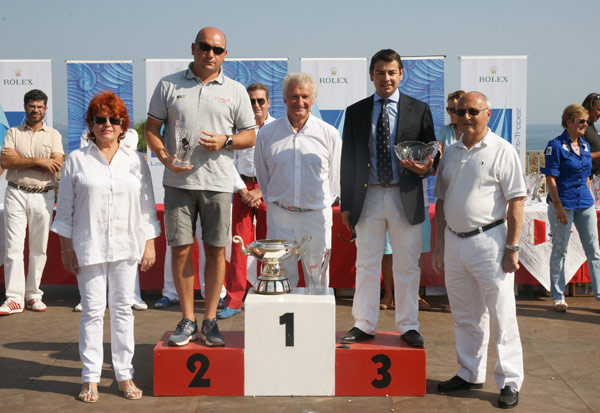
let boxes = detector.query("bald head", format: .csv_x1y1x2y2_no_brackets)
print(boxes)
195,27,227,48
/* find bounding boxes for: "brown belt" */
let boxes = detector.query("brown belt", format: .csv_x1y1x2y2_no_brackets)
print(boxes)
8,181,54,193
240,174,257,183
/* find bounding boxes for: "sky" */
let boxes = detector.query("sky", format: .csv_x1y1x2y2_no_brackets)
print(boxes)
1,0,598,126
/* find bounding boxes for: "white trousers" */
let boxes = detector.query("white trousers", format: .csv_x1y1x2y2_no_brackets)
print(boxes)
162,216,226,300
266,203,332,289
444,224,524,391
353,186,422,335
77,259,137,383
3,187,54,305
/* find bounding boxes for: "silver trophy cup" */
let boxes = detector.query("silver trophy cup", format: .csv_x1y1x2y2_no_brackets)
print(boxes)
232,235,311,294
300,248,331,295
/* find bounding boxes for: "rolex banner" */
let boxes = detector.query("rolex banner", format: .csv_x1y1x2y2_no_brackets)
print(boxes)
145,58,288,203
300,58,367,132
460,56,527,166
0,59,54,142
66,61,134,153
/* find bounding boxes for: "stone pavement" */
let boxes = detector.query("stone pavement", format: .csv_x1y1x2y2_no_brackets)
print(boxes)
1,285,599,412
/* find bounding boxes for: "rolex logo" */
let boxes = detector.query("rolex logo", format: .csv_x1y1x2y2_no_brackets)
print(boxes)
490,66,498,75
14,68,22,77
330,67,338,76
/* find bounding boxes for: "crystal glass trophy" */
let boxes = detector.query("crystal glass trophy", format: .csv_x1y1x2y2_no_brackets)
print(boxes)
301,248,331,295
233,235,311,294
525,173,544,204
173,120,200,167
394,141,440,164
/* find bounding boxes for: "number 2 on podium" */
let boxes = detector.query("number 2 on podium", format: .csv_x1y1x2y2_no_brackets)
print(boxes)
279,312,294,347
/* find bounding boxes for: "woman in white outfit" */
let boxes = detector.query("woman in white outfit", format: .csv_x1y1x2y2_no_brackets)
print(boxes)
52,91,160,402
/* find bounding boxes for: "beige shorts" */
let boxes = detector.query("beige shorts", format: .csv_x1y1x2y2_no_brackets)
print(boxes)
164,185,231,247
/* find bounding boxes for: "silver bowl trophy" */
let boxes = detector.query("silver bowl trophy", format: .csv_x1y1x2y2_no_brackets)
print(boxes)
232,235,311,294
173,119,201,167
300,248,331,295
394,140,440,164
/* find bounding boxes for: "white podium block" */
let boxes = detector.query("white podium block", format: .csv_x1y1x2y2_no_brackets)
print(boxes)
244,287,336,396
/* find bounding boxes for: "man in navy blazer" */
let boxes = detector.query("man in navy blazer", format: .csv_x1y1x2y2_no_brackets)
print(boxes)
340,49,436,347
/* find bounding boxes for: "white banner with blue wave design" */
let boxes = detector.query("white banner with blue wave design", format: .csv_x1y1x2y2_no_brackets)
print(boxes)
300,58,367,134
460,56,528,166
66,60,134,153
145,58,288,203
400,56,446,203
0,59,54,144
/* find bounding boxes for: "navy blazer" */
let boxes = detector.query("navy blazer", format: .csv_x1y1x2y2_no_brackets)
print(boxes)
340,92,436,227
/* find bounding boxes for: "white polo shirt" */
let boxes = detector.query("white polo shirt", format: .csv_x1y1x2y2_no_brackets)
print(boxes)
433,129,526,233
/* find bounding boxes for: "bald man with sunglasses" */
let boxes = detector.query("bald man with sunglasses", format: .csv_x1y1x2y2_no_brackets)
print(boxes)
432,91,525,409
146,27,256,347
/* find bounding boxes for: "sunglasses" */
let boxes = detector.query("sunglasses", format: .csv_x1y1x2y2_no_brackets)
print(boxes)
456,107,489,117
94,116,122,125
336,231,357,243
195,41,226,55
250,98,266,106
577,118,589,125
446,107,456,114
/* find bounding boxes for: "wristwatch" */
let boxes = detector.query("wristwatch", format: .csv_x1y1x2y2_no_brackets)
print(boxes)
505,244,520,252
224,135,233,149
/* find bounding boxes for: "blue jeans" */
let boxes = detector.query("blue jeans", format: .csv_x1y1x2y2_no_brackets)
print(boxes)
548,204,600,300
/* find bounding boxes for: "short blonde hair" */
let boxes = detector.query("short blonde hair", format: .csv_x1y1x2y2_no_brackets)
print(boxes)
561,104,588,129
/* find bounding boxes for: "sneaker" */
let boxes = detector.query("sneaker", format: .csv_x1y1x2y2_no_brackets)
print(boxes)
155,296,176,309
132,301,148,311
554,299,568,312
0,299,24,315
168,318,198,347
217,297,225,310
217,306,241,319
26,298,47,312
74,303,83,312
201,318,225,347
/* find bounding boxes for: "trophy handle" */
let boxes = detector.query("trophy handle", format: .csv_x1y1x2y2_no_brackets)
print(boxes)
232,235,250,256
296,234,312,254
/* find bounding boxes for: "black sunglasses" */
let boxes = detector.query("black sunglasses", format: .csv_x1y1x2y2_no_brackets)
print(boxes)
94,116,122,125
446,107,456,114
195,41,226,55
250,98,266,106
456,107,489,117
577,118,589,125
336,231,357,243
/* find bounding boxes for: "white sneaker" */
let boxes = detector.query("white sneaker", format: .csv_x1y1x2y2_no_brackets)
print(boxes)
553,299,568,312
132,301,148,311
26,298,47,312
0,299,24,315
74,303,83,312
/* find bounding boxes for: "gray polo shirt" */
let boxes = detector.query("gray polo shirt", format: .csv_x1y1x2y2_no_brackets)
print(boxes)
148,63,256,192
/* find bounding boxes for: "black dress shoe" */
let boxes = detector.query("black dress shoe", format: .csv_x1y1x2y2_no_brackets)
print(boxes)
401,330,424,347
340,327,374,344
437,375,483,392
498,386,519,409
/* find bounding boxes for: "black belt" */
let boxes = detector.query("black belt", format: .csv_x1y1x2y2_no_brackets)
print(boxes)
449,219,505,239
8,181,54,193
240,174,257,183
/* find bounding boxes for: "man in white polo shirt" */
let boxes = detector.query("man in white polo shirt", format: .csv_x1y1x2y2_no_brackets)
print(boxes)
432,91,525,409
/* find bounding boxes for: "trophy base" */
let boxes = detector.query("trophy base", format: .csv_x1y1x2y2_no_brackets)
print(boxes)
253,276,291,295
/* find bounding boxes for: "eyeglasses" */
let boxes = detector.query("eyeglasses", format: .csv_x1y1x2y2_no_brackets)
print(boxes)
195,41,226,55
336,231,357,243
577,118,589,125
94,116,122,125
446,107,456,114
250,98,266,106
456,107,489,117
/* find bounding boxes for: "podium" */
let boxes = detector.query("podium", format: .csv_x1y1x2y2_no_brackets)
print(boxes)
153,288,426,397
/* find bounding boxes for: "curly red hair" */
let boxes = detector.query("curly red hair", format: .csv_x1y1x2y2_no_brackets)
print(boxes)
85,90,130,141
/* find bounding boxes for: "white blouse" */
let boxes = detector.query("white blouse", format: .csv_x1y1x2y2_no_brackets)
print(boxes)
52,143,161,267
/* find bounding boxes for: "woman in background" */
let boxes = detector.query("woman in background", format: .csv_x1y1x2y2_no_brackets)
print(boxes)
52,91,160,402
437,90,466,149
541,104,600,311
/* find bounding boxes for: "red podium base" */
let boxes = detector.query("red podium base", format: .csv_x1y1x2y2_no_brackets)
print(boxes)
153,331,244,396
335,331,426,396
